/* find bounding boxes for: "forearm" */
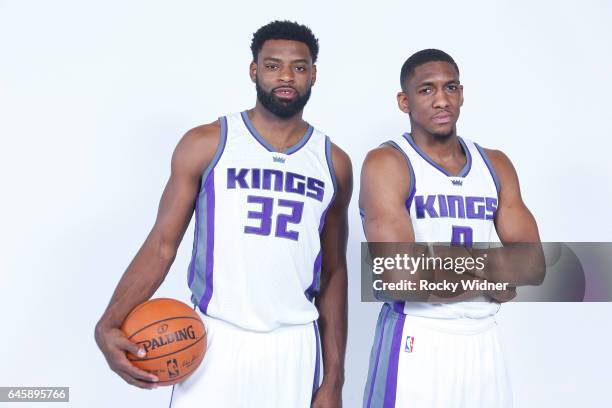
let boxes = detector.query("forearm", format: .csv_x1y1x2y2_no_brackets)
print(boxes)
96,232,176,330
316,265,347,388
426,267,495,301
372,243,491,300
470,244,545,286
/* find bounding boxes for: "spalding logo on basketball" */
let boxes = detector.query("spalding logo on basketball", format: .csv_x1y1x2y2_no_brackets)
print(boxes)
121,298,206,386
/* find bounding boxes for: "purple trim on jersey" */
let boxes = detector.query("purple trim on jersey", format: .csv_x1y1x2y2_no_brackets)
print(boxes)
189,117,227,291
305,136,337,300
308,252,322,299
383,140,416,214
403,133,472,178
312,321,321,398
359,207,366,236
383,312,406,408
240,110,314,155
475,143,501,193
318,137,337,234
286,126,314,155
366,305,391,408
199,172,216,314
393,301,404,314
187,195,200,287
201,116,228,188
457,137,472,177
324,136,338,200
406,179,417,215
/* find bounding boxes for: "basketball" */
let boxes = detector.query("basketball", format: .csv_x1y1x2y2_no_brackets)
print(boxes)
121,298,206,386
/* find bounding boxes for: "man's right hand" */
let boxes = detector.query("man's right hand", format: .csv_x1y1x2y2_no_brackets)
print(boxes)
95,324,159,389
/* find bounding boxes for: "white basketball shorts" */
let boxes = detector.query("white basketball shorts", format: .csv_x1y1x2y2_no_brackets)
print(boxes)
169,313,320,408
363,303,512,408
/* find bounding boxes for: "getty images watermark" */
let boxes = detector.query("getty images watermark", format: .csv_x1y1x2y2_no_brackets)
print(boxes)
371,252,510,292
361,242,612,302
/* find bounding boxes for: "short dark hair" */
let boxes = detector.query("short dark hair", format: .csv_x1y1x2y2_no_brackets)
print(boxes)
250,20,319,63
400,49,459,91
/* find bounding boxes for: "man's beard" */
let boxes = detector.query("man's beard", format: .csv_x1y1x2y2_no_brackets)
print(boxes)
256,79,311,119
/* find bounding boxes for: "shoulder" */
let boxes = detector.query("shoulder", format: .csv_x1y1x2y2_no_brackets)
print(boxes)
359,144,412,207
479,146,518,179
478,146,521,196
179,120,222,152
362,144,411,176
329,142,352,178
172,120,223,177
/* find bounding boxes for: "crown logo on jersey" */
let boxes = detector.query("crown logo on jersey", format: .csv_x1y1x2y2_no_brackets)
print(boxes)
273,156,286,164
451,179,463,186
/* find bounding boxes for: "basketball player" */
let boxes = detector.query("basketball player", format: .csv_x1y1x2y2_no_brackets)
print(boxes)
95,21,351,408
359,49,542,407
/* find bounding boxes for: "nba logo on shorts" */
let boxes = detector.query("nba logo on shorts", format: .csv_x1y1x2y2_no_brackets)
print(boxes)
404,336,414,353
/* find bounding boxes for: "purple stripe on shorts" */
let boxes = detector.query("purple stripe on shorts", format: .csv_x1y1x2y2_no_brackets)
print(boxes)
312,321,321,398
199,171,215,313
366,305,391,408
383,313,406,408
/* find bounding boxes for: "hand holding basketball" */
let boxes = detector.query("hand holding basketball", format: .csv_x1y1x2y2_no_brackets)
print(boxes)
120,298,207,386
95,324,160,389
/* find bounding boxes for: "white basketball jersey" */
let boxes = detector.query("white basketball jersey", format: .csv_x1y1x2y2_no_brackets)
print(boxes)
187,111,336,332
388,133,501,319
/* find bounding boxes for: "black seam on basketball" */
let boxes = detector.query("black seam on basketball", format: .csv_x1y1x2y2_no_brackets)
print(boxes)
127,316,204,340
127,334,206,362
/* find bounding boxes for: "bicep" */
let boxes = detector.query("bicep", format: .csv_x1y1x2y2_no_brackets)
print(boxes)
490,149,541,243
151,163,200,247
359,148,415,242
495,201,540,243
150,125,220,249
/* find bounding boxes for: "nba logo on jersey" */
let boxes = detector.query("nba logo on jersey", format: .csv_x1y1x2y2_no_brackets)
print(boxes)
404,336,415,353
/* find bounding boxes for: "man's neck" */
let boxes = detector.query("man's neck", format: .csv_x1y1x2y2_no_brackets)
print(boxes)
248,102,308,152
409,126,462,162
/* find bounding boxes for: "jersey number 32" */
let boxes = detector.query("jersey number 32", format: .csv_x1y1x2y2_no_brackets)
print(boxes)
244,195,303,241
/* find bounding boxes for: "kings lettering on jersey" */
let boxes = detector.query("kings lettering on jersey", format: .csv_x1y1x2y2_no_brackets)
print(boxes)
227,167,325,202
414,194,497,220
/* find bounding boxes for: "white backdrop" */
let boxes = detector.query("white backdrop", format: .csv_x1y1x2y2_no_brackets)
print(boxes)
1,0,611,407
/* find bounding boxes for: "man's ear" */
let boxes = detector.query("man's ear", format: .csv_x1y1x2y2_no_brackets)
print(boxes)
311,64,317,87
397,91,410,114
249,61,257,83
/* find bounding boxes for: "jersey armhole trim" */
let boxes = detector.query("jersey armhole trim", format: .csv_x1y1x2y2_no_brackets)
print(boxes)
383,140,417,212
325,135,338,205
200,116,228,191
474,143,501,194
